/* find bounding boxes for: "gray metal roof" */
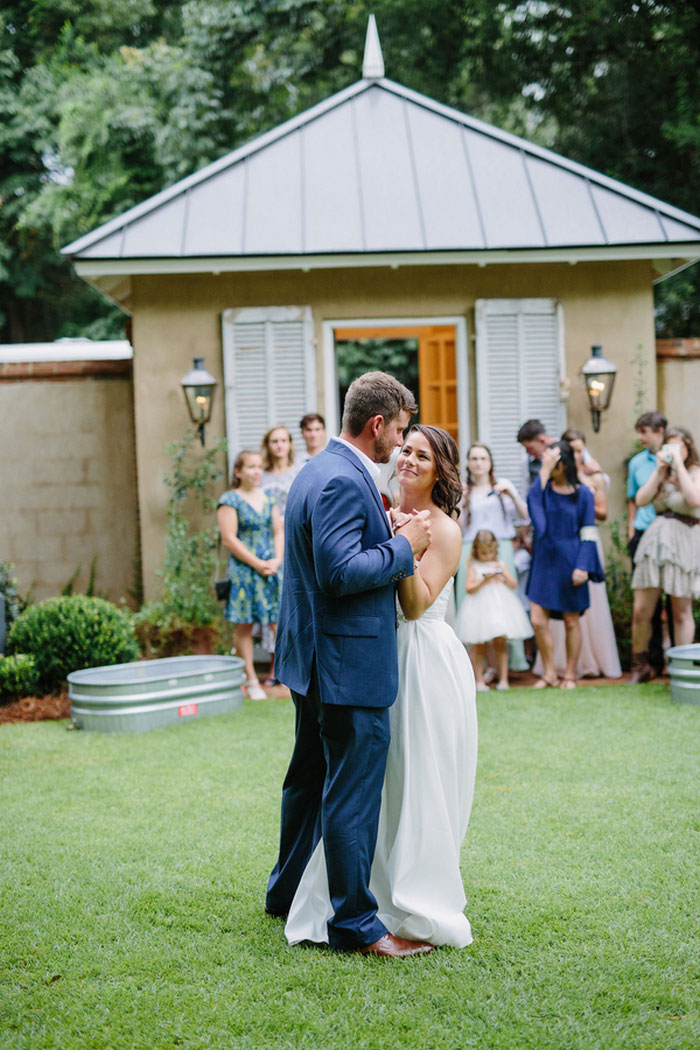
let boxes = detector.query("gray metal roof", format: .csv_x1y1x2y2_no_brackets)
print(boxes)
63,77,700,263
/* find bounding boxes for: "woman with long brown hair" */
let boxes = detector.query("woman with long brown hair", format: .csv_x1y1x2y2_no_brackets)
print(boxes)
455,443,531,678
286,424,478,949
258,424,299,685
260,425,299,517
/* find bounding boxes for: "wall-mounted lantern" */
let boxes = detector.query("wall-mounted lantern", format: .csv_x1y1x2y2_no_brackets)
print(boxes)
580,345,617,432
180,357,217,445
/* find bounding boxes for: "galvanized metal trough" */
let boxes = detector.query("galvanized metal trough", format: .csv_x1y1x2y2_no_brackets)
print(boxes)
666,644,700,706
68,655,246,732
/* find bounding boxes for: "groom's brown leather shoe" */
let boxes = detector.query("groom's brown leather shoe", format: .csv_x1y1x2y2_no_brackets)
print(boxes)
359,933,434,957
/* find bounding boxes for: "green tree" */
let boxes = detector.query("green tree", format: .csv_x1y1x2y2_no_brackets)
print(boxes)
1,0,699,344
655,262,700,339
488,1,700,215
485,2,700,335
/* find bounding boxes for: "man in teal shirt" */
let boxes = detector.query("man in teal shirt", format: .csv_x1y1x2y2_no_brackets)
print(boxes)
627,411,668,675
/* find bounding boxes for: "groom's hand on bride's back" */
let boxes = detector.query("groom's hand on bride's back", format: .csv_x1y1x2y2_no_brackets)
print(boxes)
395,508,431,555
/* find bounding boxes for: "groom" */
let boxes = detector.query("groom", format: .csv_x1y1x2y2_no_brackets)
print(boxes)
266,372,433,957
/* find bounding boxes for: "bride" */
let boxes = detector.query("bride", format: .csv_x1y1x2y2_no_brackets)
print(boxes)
285,424,478,948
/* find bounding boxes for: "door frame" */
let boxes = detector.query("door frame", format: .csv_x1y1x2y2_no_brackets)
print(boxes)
321,315,469,453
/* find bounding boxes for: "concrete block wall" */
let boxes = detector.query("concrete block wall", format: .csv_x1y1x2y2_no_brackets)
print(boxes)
0,360,139,605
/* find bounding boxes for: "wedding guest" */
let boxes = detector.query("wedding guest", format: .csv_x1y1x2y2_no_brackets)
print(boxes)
456,528,533,691
217,450,283,701
298,413,327,464
261,425,299,517
456,444,530,600
628,412,668,556
533,428,621,679
527,441,604,689
455,443,530,672
517,419,557,490
259,425,298,685
563,428,608,519
630,425,700,682
518,418,601,493
627,411,669,675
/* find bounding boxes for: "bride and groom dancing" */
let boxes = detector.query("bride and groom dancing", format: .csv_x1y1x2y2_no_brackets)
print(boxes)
266,371,478,957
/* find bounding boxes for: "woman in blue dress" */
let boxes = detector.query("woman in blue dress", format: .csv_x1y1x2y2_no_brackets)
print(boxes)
527,440,603,690
217,449,283,700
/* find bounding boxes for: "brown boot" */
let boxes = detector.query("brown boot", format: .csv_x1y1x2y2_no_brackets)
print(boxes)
629,651,654,684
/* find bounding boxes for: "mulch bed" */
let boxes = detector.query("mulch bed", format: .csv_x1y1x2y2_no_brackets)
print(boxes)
0,689,71,725
508,669,638,689
0,673,643,726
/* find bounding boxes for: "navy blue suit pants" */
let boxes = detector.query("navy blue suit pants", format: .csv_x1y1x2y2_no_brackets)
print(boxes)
266,666,390,949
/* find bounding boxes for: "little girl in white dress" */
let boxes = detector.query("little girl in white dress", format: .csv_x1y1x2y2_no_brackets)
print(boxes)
456,529,533,691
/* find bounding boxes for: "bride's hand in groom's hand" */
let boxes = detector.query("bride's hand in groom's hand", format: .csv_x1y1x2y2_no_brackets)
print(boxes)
398,508,432,556
390,509,412,532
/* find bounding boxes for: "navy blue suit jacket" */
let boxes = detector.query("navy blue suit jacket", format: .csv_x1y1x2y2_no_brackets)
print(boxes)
275,439,414,707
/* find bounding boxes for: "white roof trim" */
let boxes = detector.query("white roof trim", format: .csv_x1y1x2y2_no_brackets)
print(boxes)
0,340,133,363
73,244,700,279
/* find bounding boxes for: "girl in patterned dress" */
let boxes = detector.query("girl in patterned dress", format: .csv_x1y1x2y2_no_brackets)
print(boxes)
217,450,283,700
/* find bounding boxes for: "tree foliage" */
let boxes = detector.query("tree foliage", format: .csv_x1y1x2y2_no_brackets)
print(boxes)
1,0,698,343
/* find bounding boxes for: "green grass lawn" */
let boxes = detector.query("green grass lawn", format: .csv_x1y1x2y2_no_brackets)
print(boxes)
1,683,698,1050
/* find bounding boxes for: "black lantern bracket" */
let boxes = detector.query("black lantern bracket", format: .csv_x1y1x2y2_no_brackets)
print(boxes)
580,345,617,433
180,357,218,445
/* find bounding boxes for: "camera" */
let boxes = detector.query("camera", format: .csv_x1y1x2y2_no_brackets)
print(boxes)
658,444,675,465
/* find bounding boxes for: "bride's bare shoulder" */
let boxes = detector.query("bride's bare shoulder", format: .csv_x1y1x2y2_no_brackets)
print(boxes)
430,507,463,555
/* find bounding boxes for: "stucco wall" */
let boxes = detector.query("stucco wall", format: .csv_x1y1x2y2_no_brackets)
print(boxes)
129,259,656,596
0,373,139,603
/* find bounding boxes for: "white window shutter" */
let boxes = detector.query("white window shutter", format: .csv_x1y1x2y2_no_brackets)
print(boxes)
221,307,315,479
475,299,565,491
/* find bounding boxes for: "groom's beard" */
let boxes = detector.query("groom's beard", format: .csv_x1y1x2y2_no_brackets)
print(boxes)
373,432,397,464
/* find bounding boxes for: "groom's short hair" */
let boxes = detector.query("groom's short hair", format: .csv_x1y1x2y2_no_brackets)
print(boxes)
341,372,418,436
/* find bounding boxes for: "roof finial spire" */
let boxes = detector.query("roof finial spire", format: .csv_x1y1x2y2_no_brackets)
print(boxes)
362,14,385,79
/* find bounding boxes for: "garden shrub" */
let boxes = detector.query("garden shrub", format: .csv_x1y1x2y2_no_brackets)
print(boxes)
0,654,39,704
8,596,140,694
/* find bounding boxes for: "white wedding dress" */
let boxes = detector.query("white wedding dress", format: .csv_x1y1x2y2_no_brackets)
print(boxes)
285,580,478,948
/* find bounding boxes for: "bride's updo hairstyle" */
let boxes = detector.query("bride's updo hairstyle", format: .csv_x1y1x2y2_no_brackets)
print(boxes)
407,424,463,519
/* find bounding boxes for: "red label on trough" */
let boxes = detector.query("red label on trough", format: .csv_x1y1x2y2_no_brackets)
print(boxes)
178,703,198,717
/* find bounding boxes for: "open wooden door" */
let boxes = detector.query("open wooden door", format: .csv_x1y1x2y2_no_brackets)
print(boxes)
334,324,458,442
417,326,458,443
